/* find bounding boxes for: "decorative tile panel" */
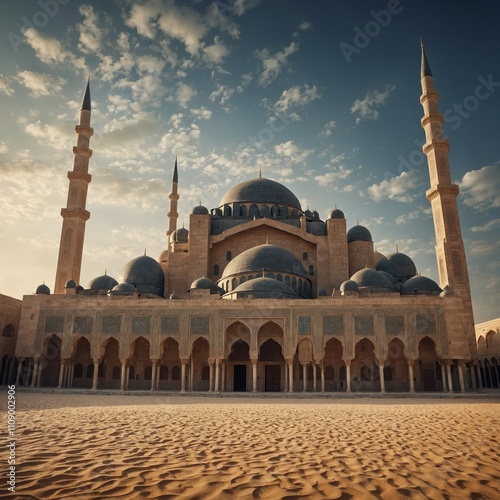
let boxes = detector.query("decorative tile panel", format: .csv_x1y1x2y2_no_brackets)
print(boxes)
323,316,344,336
73,317,93,335
45,316,64,333
298,316,311,335
132,316,151,335
416,314,436,334
386,315,404,336
161,316,179,335
355,316,374,336
191,316,210,335
102,316,121,335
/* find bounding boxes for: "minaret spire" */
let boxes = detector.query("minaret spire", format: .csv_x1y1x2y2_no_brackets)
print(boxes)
419,42,476,352
54,79,94,293
167,157,179,238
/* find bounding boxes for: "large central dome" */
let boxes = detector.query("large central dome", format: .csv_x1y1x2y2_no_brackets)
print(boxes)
219,177,301,210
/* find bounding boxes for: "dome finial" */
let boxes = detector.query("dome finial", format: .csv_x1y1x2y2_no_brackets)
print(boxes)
396,244,399,253
144,248,147,256
104,268,107,276
420,38,433,78
81,77,91,111
266,236,269,244
172,156,178,183
258,165,262,178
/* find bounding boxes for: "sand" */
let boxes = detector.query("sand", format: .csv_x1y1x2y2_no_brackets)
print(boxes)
3,392,500,499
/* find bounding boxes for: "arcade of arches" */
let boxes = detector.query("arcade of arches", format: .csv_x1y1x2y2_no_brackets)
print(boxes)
11,321,481,394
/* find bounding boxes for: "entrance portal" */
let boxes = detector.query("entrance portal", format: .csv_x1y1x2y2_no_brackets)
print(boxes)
233,364,247,392
265,365,281,392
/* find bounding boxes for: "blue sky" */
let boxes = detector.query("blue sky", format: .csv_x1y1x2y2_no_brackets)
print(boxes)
0,0,498,322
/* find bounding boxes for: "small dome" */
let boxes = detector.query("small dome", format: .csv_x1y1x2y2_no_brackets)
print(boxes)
87,274,118,291
36,283,50,295
440,285,454,297
347,225,372,243
190,277,219,294
65,279,76,289
76,285,84,291
304,209,313,218
158,249,169,263
312,210,319,219
223,277,301,300
378,270,395,284
306,220,326,236
401,276,442,295
340,280,359,292
192,205,209,215
120,255,164,296
170,227,189,243
376,252,417,282
110,282,136,295
219,177,302,210
350,268,397,293
327,208,345,219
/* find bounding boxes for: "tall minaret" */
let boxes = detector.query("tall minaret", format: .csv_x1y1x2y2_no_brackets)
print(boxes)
167,157,179,238
419,42,475,346
54,80,93,293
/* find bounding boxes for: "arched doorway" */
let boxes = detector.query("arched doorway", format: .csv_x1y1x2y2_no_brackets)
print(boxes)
159,337,181,391
99,337,121,389
385,338,409,392
128,337,150,390
40,335,62,387
416,337,441,391
294,338,313,391
72,337,92,388
192,337,209,391
225,321,251,392
323,338,345,392
352,338,377,391
258,321,284,392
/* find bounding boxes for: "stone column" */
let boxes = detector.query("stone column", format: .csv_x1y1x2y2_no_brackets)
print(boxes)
125,365,130,390
181,361,187,393
476,364,483,389
302,364,307,392
378,359,386,394
252,360,258,393
214,360,220,392
221,362,226,392
320,361,325,392
209,362,214,392
470,363,477,390
156,364,161,391
189,360,194,391
288,362,294,392
151,361,158,391
68,363,74,388
440,362,447,392
36,360,43,387
408,359,415,394
345,360,351,393
284,360,288,392
15,358,24,386
446,361,453,393
91,359,100,391
458,362,466,393
312,361,317,392
120,360,127,391
57,361,65,389
31,361,40,388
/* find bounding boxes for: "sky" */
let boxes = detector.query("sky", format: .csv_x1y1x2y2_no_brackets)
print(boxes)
0,0,498,323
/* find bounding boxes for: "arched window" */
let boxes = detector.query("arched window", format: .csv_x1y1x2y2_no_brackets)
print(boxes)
303,252,308,261
309,265,314,276
223,205,232,216
2,325,15,337
226,251,232,261
259,205,269,217
112,366,121,380
292,209,298,216
271,205,279,217
86,363,94,379
240,276,246,284
240,205,247,217
249,204,259,217
231,278,238,290
277,274,283,282
213,264,220,276
291,277,297,291
285,275,291,286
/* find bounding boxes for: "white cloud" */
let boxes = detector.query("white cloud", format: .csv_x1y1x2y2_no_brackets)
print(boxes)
351,84,396,123
175,82,198,108
203,37,229,64
274,141,313,164
256,41,299,87
274,84,320,114
299,21,312,31
314,166,352,187
460,164,500,210
209,84,235,108
0,141,9,154
368,170,422,202
24,120,75,150
0,75,14,96
232,0,261,16
191,107,212,120
395,210,420,225
471,218,500,232
78,4,104,54
16,71,66,97
319,121,336,137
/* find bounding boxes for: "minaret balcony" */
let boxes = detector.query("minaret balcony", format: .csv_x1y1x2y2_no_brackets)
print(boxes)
423,139,450,154
61,207,91,221
421,113,444,127
426,184,459,200
75,125,94,136
72,146,93,158
419,90,439,104
67,171,92,183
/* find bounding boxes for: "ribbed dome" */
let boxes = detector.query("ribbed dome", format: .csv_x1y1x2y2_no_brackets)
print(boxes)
223,277,301,299
400,276,441,295
221,244,308,280
347,225,372,243
376,252,417,282
350,268,397,292
120,255,164,296
36,283,50,295
219,177,301,210
87,274,118,291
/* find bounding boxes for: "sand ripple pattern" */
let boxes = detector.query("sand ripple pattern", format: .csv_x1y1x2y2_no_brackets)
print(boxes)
4,394,500,499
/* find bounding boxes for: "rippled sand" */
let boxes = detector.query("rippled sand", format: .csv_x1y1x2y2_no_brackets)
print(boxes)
4,392,500,499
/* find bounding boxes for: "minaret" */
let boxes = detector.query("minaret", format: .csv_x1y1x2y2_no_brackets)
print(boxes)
54,80,93,293
419,42,475,344
167,157,179,238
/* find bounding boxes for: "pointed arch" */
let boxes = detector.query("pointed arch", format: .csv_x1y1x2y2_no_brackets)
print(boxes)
72,336,92,388
417,336,441,391
40,335,62,387
323,337,345,391
385,337,409,392
192,336,210,391
128,336,150,390
159,337,181,390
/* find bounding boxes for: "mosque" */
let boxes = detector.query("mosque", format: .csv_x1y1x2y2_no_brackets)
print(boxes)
1,45,497,394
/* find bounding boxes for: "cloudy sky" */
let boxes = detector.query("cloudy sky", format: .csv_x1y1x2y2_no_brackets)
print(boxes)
0,0,498,322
